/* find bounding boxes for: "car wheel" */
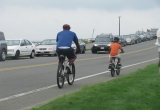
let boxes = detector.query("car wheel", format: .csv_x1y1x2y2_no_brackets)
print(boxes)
30,51,35,58
0,49,6,61
14,51,20,59
82,46,86,54
91,50,97,54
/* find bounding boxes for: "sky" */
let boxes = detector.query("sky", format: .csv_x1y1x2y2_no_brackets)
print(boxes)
0,0,160,41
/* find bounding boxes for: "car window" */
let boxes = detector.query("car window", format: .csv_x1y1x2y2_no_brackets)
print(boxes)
25,40,32,45
6,40,20,46
95,37,110,42
21,40,26,46
40,39,57,45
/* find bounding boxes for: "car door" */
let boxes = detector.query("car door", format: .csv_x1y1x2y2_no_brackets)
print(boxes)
25,40,34,55
20,40,28,55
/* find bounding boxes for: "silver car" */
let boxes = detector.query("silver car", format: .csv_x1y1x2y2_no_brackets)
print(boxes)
122,35,135,45
35,39,57,57
71,39,86,54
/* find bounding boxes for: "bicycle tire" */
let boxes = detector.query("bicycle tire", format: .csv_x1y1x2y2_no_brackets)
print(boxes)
57,64,65,89
111,63,115,77
67,63,75,85
116,69,120,75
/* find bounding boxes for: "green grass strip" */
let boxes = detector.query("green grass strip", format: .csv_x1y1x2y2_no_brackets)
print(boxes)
31,63,160,110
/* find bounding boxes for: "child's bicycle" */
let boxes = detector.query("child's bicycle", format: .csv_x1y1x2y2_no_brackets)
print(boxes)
57,55,75,89
109,56,121,77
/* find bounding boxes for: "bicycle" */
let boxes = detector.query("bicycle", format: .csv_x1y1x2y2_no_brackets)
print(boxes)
57,55,75,89
109,56,121,77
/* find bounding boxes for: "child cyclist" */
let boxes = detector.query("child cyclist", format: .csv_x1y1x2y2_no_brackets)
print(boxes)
108,37,124,69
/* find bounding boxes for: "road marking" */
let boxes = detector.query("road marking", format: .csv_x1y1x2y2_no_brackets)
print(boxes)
0,58,158,102
0,46,156,72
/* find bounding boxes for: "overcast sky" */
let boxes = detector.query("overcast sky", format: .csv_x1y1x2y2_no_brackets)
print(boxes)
0,0,160,41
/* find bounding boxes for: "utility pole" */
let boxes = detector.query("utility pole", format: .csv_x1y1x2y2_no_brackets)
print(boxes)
92,28,95,38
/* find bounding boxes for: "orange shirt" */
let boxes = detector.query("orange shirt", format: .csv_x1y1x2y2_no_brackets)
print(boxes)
110,42,122,56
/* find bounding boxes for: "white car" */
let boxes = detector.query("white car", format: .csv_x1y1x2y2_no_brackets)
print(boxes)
35,39,57,57
6,39,36,59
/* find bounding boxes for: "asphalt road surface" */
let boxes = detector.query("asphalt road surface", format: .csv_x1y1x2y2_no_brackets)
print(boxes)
0,40,158,110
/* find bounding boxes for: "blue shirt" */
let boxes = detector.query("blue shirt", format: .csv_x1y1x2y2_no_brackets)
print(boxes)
56,30,78,48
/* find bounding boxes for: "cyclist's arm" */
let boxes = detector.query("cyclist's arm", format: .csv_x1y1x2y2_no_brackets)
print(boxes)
73,33,81,53
119,45,124,53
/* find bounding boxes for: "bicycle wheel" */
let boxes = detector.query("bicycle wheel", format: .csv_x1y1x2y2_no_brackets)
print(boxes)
57,64,65,88
67,63,75,85
116,69,120,75
111,64,115,77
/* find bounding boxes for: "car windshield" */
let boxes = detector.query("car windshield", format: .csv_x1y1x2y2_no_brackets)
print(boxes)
6,40,20,46
150,29,158,32
123,35,131,38
95,37,110,42
40,39,56,45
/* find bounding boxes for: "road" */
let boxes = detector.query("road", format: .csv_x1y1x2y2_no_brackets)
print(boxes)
0,40,158,110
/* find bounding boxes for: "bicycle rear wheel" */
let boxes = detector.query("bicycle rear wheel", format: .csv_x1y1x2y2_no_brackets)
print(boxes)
57,64,65,88
116,69,120,75
111,64,115,77
67,63,75,85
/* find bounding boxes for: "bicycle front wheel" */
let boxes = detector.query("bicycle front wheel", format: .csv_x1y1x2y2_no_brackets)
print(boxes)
57,64,65,89
67,63,75,85
116,68,120,75
111,64,115,77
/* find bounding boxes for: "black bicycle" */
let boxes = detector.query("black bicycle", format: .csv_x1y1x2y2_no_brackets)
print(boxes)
57,55,75,89
109,57,121,77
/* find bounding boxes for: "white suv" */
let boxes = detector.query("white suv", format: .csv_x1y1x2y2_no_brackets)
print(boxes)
6,39,36,59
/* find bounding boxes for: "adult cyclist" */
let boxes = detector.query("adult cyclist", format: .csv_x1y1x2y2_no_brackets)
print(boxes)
56,24,81,72
108,37,124,69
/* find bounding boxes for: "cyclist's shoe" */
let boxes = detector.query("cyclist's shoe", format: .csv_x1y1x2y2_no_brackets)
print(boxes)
66,64,71,73
108,64,112,70
118,63,122,67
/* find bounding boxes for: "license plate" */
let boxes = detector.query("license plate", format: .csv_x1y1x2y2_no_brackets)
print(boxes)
101,47,104,49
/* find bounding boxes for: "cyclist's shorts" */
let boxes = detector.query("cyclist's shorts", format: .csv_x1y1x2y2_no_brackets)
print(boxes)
56,48,77,61
109,54,121,59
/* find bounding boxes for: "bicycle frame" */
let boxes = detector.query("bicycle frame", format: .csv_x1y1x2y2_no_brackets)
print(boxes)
110,57,121,77
57,54,75,88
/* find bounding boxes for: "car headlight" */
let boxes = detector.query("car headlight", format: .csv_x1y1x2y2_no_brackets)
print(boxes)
48,47,55,50
107,44,111,46
94,44,98,46
36,48,39,50
8,49,14,52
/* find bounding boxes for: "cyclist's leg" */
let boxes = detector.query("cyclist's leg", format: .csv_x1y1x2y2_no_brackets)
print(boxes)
67,48,77,65
109,55,112,63
108,55,112,69
117,54,122,66
56,48,65,64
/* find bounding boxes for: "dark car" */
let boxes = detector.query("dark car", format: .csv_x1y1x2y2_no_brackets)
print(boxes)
129,34,141,44
114,35,127,47
0,31,7,61
91,35,112,54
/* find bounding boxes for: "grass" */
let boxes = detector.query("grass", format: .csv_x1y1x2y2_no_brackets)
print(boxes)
31,63,160,110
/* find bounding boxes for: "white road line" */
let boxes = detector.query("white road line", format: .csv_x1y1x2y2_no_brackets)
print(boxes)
0,58,158,102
